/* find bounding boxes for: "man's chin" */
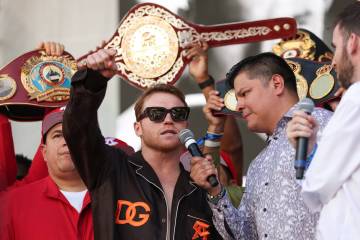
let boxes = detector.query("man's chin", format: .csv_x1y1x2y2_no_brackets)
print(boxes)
246,122,256,131
157,141,182,152
247,123,265,134
59,160,76,172
60,166,77,172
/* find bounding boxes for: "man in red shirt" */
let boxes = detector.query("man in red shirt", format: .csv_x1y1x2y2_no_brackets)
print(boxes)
0,107,94,240
0,41,65,191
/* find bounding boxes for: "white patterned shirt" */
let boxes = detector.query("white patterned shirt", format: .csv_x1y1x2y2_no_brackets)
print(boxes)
209,104,333,240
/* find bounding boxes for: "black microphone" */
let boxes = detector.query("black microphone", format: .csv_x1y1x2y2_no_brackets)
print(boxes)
178,129,219,187
294,98,315,179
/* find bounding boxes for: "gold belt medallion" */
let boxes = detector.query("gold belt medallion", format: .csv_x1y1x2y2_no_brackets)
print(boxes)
286,60,308,100
309,64,335,100
224,89,238,112
121,16,179,79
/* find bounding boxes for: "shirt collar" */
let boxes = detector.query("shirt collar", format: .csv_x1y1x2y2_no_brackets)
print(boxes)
43,176,91,209
284,102,300,118
267,102,299,141
129,151,197,195
43,176,63,199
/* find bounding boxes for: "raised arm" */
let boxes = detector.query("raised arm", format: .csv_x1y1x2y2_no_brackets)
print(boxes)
62,49,123,190
187,42,244,184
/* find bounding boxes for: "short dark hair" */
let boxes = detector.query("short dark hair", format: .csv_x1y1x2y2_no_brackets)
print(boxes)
226,52,297,93
134,84,188,121
335,1,360,40
15,154,32,180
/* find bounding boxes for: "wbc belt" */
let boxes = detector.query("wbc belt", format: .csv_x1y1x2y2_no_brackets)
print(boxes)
78,2,297,89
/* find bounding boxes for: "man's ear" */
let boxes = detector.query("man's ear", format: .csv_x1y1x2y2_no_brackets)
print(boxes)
347,33,359,56
134,122,142,137
41,144,48,162
271,74,285,96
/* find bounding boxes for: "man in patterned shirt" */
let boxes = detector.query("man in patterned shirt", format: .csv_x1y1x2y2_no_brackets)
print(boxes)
190,52,333,239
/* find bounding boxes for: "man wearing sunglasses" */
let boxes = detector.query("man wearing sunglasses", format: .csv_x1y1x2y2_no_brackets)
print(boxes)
62,49,223,240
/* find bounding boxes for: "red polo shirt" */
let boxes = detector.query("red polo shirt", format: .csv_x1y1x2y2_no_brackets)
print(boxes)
0,114,16,190
0,176,93,240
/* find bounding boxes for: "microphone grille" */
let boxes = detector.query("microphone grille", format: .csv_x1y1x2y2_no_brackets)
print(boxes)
298,98,314,114
178,128,194,145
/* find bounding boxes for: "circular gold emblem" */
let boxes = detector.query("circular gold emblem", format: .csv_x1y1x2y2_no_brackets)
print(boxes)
0,74,17,101
121,16,179,79
224,89,238,111
309,65,335,99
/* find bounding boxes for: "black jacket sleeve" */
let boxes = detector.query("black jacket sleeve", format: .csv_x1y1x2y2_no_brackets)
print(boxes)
63,69,126,190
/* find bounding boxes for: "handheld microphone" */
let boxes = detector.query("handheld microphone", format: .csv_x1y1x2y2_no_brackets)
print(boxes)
178,129,219,187
295,98,315,179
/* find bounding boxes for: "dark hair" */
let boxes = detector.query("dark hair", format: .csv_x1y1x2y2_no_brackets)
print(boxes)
335,1,360,40
16,154,32,180
134,84,188,121
226,52,297,93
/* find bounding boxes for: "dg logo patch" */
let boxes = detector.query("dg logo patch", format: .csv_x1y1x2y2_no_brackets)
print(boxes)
115,200,151,227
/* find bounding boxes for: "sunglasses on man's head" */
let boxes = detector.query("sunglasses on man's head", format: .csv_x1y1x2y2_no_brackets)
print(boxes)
138,107,190,123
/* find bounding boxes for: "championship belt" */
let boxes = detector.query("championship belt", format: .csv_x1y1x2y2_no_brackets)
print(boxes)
0,50,77,121
215,79,241,116
272,28,340,107
286,58,339,106
78,3,297,89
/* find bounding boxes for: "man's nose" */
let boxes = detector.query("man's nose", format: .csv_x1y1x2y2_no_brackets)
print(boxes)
60,135,67,146
163,112,173,123
236,98,244,112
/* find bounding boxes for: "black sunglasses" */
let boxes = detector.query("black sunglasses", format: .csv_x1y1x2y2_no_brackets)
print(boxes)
138,107,190,123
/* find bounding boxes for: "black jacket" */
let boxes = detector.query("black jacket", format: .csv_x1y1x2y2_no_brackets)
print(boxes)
63,69,223,240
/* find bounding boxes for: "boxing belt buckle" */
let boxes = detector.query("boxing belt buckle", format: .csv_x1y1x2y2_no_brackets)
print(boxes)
0,50,77,121
78,2,297,89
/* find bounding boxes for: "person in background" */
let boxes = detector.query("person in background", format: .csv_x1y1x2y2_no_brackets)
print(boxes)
190,52,332,239
185,40,244,186
1,107,94,240
0,42,65,191
286,2,360,239
0,42,134,192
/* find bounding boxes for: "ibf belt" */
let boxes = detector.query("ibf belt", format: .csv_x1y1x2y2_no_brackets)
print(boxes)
0,50,77,121
78,2,297,89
